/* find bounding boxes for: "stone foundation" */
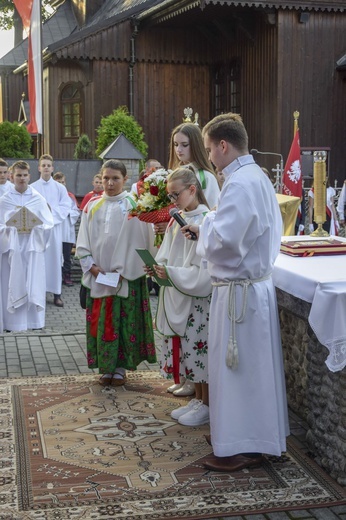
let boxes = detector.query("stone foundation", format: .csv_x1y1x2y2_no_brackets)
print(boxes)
276,288,346,486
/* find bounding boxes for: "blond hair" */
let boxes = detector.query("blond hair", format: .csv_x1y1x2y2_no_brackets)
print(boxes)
39,154,53,164
11,160,30,172
167,167,210,208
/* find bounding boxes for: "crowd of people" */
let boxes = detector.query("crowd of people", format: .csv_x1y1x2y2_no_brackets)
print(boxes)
0,114,345,473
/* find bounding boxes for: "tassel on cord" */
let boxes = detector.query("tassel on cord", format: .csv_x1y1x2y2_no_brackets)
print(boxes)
226,336,239,369
225,281,240,370
212,275,269,371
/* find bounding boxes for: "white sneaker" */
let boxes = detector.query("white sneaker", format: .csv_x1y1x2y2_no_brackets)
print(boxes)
178,402,209,426
171,399,200,420
173,380,195,396
167,381,184,394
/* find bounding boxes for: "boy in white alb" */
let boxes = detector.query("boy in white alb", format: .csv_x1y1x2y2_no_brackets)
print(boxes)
53,172,81,286
31,154,71,307
337,180,346,227
0,161,54,332
0,158,12,196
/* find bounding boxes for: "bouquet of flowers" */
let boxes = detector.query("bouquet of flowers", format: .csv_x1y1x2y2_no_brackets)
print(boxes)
129,168,174,245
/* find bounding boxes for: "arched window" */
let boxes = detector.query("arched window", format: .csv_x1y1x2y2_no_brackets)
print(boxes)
59,82,83,140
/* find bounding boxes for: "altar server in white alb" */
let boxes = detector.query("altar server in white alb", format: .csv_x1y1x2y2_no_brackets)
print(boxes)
184,113,289,472
0,161,54,332
337,180,346,227
0,158,12,196
31,155,71,307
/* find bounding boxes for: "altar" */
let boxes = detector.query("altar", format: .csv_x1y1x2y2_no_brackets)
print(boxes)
273,236,346,486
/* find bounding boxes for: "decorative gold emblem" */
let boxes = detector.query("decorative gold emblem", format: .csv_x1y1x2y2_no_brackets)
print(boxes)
6,207,43,233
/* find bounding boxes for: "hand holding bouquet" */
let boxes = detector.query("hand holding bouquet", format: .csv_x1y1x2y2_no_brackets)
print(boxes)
129,168,174,245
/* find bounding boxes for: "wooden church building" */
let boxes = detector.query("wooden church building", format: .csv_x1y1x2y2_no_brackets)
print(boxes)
0,0,345,183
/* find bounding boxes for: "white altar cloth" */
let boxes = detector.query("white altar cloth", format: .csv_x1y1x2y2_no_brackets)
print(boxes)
273,236,346,372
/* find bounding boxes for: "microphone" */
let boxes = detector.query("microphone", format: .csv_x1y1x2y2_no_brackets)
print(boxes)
169,208,197,240
250,149,258,155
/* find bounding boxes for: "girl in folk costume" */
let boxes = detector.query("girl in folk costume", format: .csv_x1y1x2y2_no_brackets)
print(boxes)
308,178,340,235
76,160,156,387
146,168,212,426
159,123,219,397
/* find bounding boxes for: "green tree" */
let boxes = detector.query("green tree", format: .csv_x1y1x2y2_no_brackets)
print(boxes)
0,1,53,30
95,106,148,159
73,134,94,159
0,121,33,158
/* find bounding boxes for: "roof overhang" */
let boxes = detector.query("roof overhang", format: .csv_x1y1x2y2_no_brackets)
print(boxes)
201,0,345,11
138,0,346,22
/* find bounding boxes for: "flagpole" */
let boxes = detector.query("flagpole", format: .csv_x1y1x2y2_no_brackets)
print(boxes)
293,110,299,136
38,0,43,156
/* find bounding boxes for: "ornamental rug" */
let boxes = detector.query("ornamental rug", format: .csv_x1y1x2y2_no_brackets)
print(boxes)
0,372,345,520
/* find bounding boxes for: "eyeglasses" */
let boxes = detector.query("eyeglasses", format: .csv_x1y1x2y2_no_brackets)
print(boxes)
167,187,189,201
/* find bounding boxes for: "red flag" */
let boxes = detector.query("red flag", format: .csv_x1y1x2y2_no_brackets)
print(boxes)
14,0,42,135
282,130,302,198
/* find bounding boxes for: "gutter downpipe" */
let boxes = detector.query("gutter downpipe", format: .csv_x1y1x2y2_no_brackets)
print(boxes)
129,20,139,116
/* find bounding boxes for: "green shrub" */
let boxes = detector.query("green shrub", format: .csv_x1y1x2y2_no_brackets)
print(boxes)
0,121,33,158
95,106,148,160
73,134,94,159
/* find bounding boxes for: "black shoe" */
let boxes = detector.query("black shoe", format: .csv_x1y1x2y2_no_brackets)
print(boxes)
63,275,74,287
54,297,64,307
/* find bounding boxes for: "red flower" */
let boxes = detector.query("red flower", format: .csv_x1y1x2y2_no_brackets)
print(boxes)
164,364,174,374
129,334,136,343
149,185,159,196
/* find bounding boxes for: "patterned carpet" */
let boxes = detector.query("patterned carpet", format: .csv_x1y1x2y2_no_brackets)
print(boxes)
0,372,345,520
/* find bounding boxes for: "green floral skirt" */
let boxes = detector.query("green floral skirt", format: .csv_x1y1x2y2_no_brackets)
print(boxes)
86,277,156,374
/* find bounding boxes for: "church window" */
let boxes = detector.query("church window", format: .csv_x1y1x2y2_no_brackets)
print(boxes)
213,59,241,115
59,82,83,140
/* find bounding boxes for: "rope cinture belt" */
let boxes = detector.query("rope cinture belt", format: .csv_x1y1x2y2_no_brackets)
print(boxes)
211,274,271,369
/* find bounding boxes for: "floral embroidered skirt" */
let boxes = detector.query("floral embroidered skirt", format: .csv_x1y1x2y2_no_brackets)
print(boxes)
160,295,211,384
86,277,156,373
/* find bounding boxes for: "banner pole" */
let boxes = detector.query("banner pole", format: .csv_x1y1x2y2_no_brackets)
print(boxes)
293,110,299,136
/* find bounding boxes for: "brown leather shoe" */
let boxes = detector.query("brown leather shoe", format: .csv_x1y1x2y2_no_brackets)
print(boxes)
54,297,64,307
205,434,212,446
204,454,264,472
98,374,113,387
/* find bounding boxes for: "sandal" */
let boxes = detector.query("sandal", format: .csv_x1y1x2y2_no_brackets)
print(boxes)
99,374,113,387
111,370,127,386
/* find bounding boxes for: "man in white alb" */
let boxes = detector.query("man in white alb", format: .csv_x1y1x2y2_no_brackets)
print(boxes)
0,161,53,332
184,113,289,472
31,154,71,307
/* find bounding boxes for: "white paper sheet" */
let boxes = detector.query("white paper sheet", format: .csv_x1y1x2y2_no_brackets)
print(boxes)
96,272,120,288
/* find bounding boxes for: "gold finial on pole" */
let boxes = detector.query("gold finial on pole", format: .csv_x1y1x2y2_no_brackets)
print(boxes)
310,151,329,237
293,110,299,136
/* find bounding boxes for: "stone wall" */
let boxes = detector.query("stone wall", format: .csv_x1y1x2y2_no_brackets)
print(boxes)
277,288,346,486
6,159,141,198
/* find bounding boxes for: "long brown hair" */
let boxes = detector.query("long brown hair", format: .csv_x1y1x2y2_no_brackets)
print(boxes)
167,167,210,209
168,123,215,174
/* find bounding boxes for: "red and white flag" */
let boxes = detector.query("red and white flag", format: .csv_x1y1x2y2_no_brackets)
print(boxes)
14,0,42,135
282,130,302,198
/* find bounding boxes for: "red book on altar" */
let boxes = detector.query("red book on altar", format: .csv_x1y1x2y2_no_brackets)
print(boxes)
280,238,346,257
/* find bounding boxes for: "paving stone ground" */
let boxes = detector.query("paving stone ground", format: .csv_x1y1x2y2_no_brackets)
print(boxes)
0,272,344,519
